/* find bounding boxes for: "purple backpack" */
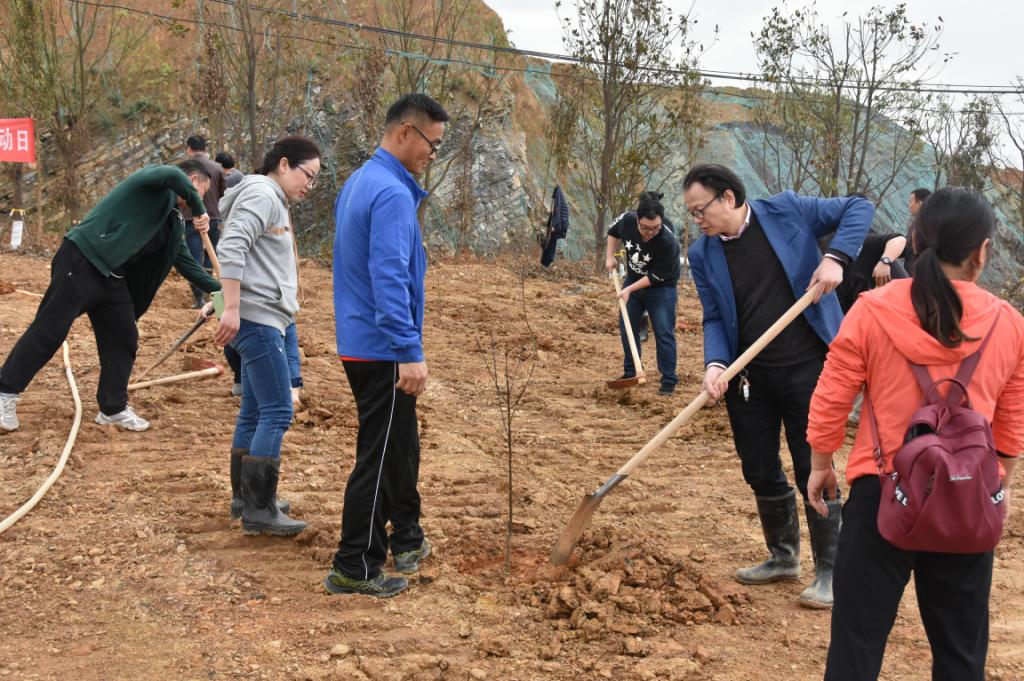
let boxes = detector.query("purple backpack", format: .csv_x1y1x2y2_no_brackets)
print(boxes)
865,312,1005,554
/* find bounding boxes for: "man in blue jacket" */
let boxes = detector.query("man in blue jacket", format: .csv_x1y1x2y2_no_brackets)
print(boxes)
684,164,872,609
325,93,448,598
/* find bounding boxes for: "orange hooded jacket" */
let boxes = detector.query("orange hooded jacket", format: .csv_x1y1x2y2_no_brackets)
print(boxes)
808,279,1024,483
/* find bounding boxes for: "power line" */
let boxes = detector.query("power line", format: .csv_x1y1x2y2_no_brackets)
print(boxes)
199,0,1024,96
64,0,1024,118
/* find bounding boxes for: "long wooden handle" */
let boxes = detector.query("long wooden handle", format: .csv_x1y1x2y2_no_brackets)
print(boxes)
200,230,221,279
128,366,222,391
616,283,823,477
612,271,646,382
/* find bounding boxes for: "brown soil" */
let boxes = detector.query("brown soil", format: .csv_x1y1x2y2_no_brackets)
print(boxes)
2,252,1023,681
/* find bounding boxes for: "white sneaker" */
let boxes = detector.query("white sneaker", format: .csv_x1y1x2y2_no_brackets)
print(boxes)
0,392,20,432
95,406,150,432
291,387,301,409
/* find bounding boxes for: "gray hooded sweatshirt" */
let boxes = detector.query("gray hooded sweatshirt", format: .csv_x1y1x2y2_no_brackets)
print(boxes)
217,175,298,333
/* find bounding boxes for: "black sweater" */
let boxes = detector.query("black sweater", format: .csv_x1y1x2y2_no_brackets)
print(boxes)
721,214,826,367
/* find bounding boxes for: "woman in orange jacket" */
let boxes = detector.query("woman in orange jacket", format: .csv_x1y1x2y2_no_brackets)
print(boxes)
806,187,1024,681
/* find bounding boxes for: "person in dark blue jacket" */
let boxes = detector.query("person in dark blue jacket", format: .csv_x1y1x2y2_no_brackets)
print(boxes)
324,93,448,598
684,164,872,609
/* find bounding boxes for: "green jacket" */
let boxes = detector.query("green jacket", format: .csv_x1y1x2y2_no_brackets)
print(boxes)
65,165,222,319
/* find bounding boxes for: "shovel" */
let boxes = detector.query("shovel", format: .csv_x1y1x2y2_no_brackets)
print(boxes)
128,357,224,391
133,315,209,382
550,283,823,566
606,271,646,388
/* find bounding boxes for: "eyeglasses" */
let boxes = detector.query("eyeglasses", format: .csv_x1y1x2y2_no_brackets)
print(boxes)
295,164,318,188
408,123,442,156
688,193,722,221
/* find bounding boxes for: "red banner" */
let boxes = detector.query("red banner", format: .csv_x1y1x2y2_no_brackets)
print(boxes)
0,118,35,163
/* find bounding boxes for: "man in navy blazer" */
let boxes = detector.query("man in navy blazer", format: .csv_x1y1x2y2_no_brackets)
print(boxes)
684,164,872,610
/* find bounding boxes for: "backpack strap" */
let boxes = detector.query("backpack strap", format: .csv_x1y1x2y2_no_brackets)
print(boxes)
907,309,1003,405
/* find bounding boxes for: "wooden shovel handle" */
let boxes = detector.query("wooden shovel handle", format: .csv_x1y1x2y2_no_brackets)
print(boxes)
200,230,221,279
612,271,646,383
616,283,823,478
128,366,222,391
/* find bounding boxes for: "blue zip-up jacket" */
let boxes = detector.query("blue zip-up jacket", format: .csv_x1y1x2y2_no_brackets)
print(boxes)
333,149,429,362
688,191,872,367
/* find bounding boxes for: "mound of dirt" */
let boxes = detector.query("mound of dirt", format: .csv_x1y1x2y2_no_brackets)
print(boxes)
525,528,751,647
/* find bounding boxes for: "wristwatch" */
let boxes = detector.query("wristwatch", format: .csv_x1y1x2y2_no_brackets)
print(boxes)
879,256,893,266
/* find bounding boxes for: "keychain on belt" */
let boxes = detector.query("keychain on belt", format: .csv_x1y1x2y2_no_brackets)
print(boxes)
738,369,750,402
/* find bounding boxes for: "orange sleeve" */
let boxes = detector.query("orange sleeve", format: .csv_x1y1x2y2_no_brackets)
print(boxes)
992,313,1024,457
808,303,870,454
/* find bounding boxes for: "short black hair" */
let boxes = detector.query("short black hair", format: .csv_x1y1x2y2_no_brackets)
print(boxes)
177,158,211,181
683,164,747,208
911,187,932,202
186,135,207,152
384,93,450,127
215,152,235,169
636,191,665,221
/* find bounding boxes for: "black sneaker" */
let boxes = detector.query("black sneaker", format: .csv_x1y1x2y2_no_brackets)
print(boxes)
323,569,408,597
394,538,431,574
658,384,676,396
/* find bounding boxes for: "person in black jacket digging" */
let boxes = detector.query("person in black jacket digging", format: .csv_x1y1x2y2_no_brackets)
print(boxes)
604,191,681,395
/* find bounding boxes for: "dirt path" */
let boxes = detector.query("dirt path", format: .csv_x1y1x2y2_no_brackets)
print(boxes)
2,252,1023,681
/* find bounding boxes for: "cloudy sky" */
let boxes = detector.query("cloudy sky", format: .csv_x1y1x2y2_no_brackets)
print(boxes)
484,0,1022,91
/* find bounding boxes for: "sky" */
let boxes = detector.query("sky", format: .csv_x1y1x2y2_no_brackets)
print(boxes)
484,0,1023,93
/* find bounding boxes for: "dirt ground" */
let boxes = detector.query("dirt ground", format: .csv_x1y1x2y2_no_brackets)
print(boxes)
2,250,1024,681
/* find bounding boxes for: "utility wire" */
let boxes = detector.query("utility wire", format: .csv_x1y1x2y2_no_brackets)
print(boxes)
65,0,1024,117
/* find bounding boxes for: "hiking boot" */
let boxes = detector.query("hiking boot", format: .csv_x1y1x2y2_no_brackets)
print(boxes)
735,490,802,585
658,384,676,396
799,497,842,609
0,392,20,432
323,568,408,597
239,455,307,536
95,406,150,432
394,538,431,574
230,448,290,519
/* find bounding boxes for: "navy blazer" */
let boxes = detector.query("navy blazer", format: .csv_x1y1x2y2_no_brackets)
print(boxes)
688,191,873,367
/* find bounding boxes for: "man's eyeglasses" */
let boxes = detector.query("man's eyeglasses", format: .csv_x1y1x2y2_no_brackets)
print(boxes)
688,193,722,221
295,164,318,188
408,123,442,156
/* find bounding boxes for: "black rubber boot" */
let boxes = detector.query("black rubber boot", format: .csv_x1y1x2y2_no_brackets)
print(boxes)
230,449,290,519
799,498,842,609
734,489,801,585
239,455,307,536
190,285,206,310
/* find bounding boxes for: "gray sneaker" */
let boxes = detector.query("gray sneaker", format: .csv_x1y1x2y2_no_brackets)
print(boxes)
0,392,20,432
394,537,431,574
95,406,150,431
231,383,242,397
323,569,408,597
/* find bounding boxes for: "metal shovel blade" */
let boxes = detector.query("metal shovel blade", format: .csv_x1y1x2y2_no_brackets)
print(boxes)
605,374,645,389
549,493,603,566
549,473,627,566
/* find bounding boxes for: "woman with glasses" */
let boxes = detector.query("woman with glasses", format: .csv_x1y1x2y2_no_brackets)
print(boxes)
211,135,321,536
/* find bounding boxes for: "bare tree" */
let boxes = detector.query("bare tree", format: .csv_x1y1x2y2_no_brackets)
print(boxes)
559,0,709,270
993,77,1024,229
0,0,149,220
478,278,536,574
753,4,946,199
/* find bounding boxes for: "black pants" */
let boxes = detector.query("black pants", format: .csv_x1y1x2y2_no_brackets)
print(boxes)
0,240,137,415
333,360,424,580
825,476,992,681
723,356,824,499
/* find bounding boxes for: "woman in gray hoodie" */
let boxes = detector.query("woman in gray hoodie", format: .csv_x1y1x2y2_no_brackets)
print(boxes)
212,136,321,536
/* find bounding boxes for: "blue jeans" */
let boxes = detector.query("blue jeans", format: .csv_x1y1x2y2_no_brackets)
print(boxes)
619,284,678,388
226,321,303,388
230,319,293,458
